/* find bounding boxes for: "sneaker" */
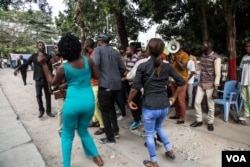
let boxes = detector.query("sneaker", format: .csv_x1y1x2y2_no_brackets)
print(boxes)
114,132,120,139
117,115,126,121
99,138,116,144
129,121,142,130
239,116,250,121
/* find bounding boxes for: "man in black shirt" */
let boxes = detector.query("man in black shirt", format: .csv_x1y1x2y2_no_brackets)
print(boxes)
14,41,55,118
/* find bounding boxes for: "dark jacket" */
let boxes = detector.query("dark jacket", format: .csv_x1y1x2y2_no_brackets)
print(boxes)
17,53,52,82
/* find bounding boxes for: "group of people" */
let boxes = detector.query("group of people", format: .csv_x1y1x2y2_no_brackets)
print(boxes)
13,33,250,167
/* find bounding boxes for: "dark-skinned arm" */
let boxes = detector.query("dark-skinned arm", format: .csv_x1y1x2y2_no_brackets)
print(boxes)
38,52,64,86
127,88,138,110
174,55,187,70
87,56,99,79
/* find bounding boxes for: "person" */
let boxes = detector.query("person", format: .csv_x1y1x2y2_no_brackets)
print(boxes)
186,54,196,108
50,43,67,136
190,39,221,131
15,55,28,85
128,38,185,167
169,40,189,124
116,45,128,121
14,41,55,118
92,33,126,144
84,38,105,135
38,34,103,167
237,41,250,121
118,45,128,65
124,45,142,130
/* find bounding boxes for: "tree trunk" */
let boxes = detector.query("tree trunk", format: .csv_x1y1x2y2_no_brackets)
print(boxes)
222,0,237,80
115,12,128,47
197,0,209,41
74,8,85,43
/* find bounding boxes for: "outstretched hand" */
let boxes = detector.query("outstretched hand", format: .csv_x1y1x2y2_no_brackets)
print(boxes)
14,70,18,76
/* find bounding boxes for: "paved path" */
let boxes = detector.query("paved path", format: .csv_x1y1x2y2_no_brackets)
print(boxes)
0,68,249,167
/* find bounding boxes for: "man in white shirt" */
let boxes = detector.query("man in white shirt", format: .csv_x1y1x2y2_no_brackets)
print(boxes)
187,57,196,108
238,41,250,121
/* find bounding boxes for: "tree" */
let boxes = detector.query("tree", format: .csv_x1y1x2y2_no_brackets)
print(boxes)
0,10,56,56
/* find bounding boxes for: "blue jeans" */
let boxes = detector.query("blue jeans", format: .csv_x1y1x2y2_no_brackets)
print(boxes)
142,107,172,162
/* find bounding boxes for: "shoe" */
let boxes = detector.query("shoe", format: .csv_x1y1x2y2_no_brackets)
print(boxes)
93,155,104,166
239,116,250,121
99,138,116,144
113,132,120,139
177,120,185,124
117,115,126,121
207,124,214,131
47,113,55,117
190,121,203,127
165,150,176,160
169,116,179,119
143,160,158,167
89,121,100,128
94,128,105,135
129,121,142,130
38,111,44,118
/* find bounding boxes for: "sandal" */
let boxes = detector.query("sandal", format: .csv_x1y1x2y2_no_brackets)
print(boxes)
93,155,104,166
143,160,159,167
165,150,176,160
89,121,100,128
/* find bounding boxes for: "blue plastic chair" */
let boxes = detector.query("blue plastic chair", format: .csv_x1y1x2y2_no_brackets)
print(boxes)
214,80,241,122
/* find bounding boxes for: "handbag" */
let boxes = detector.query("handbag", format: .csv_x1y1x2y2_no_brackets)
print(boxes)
212,88,219,99
53,89,66,99
141,70,155,96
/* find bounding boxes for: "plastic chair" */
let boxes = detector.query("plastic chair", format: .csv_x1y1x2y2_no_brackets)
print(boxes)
214,80,240,122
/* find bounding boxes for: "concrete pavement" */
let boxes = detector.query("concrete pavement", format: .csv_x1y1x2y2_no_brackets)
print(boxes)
0,87,45,167
0,68,249,167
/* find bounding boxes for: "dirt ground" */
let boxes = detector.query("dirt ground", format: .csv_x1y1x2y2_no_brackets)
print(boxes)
0,68,249,167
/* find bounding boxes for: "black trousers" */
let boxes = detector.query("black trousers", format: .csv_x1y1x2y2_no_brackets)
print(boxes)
98,87,119,140
35,80,51,114
20,69,27,84
115,81,128,117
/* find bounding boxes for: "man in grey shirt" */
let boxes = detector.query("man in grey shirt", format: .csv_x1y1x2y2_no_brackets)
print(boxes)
93,33,126,144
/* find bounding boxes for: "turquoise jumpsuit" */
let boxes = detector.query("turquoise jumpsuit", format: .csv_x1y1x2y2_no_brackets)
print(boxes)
61,56,99,167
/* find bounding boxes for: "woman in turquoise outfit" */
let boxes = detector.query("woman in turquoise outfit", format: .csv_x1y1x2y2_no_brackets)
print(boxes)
38,34,103,167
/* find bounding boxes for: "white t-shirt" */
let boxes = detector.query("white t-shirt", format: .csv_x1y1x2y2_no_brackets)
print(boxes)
187,59,195,84
240,55,250,86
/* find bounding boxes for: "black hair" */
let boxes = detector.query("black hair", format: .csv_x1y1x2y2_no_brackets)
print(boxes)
204,39,214,49
58,33,81,62
146,38,165,77
84,38,95,48
37,41,45,47
128,45,137,54
118,45,127,51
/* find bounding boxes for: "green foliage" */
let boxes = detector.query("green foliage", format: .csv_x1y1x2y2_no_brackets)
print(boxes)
0,9,57,57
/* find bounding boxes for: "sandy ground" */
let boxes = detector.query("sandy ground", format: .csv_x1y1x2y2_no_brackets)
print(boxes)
0,68,249,167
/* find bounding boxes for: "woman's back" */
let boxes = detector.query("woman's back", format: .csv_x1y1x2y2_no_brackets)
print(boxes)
63,56,94,111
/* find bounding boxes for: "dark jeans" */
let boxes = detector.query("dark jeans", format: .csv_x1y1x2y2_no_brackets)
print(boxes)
98,87,119,140
35,80,51,114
